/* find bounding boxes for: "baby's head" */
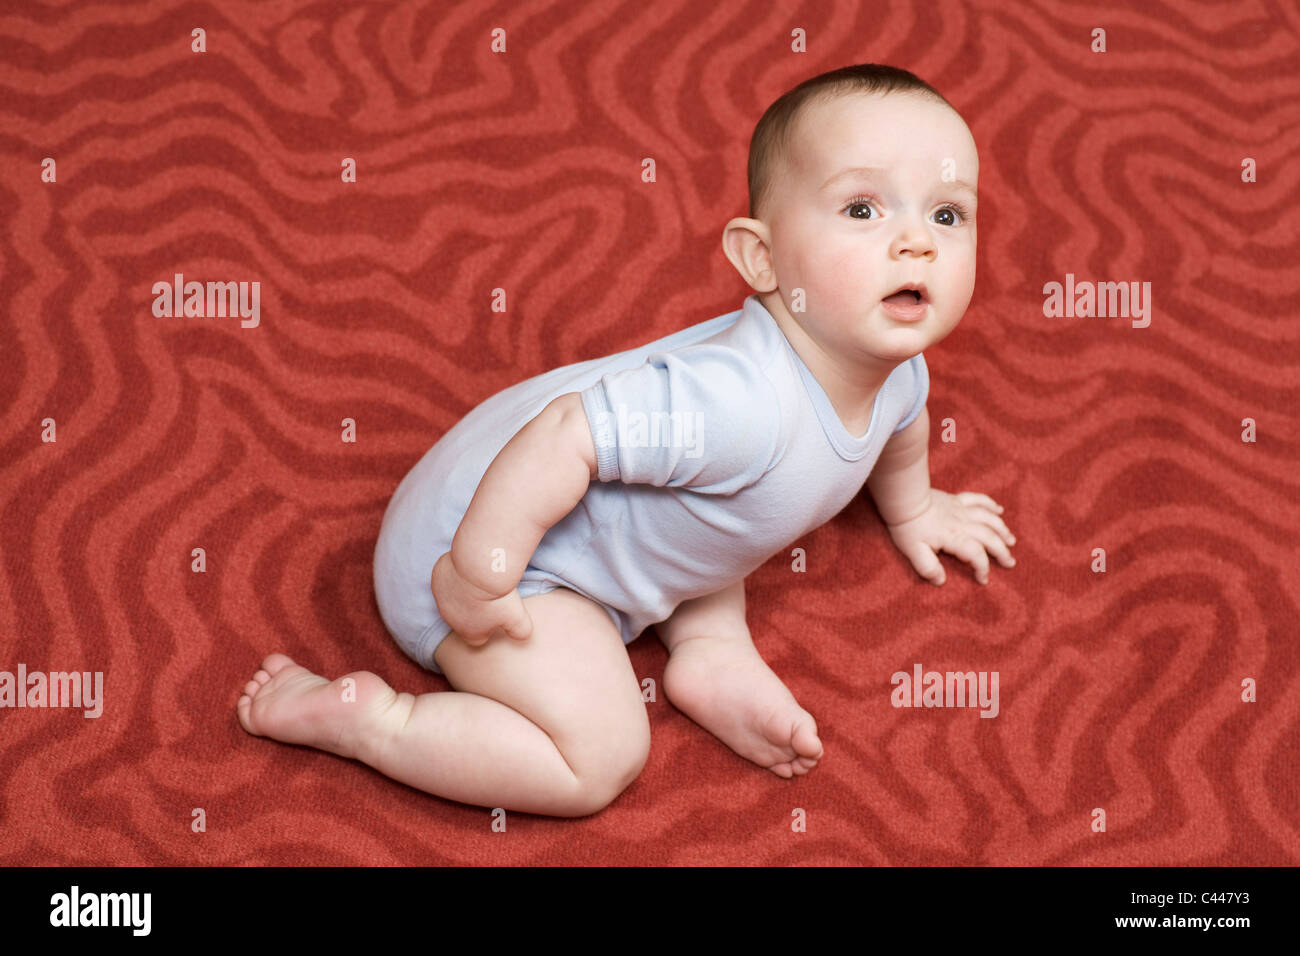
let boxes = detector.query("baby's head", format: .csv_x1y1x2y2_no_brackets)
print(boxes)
725,64,979,365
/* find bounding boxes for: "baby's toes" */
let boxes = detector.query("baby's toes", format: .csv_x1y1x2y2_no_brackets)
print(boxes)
236,693,257,735
239,671,271,702
792,717,823,762
791,754,820,775
237,663,284,733
259,653,299,677
759,705,823,775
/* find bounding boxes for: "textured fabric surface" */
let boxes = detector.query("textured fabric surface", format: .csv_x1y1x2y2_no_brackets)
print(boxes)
1,0,1296,865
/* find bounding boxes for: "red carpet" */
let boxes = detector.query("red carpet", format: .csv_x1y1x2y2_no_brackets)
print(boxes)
1,0,1297,865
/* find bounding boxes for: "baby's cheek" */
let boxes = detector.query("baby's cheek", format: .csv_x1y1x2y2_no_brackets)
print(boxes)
947,255,976,309
793,238,856,301
819,259,873,313
950,277,975,316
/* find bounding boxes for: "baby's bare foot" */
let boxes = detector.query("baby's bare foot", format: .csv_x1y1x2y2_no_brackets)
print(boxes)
662,634,823,778
236,653,397,761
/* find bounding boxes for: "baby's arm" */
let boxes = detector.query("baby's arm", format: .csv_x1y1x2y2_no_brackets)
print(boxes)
866,404,1017,586
431,393,597,644
865,404,934,526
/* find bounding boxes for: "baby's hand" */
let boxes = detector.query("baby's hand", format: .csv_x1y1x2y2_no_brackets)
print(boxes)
884,489,1016,586
430,551,535,647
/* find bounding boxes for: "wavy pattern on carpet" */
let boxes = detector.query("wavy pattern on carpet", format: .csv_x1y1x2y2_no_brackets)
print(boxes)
0,0,1297,865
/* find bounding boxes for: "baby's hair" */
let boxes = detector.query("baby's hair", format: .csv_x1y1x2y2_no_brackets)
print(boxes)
746,63,955,221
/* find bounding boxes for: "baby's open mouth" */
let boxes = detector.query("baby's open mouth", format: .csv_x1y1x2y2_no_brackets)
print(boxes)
882,285,926,306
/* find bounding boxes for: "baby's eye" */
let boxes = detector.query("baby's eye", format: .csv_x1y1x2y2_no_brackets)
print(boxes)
934,203,972,226
843,198,875,220
842,197,972,224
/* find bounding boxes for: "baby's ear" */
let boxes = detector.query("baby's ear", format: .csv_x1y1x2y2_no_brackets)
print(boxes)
721,218,777,293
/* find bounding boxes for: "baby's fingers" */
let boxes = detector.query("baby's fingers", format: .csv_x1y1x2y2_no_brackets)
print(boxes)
967,505,1016,546
966,524,1016,572
497,591,535,641
899,539,948,586
945,534,992,585
957,491,1005,516
475,591,535,644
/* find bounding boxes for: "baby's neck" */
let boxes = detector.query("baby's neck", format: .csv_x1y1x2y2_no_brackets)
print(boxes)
760,292,902,438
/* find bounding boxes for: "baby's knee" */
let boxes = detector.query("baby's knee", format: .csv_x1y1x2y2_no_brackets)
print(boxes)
563,711,651,816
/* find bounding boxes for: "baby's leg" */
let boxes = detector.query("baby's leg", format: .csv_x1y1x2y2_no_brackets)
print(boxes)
656,577,823,778
237,587,649,818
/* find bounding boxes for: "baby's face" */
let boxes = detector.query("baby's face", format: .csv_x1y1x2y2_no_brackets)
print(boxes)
764,92,978,364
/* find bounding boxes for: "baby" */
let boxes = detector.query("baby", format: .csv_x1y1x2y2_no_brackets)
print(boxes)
236,63,1016,818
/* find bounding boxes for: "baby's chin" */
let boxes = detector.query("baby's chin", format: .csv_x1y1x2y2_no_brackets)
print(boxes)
859,317,936,359
846,333,926,365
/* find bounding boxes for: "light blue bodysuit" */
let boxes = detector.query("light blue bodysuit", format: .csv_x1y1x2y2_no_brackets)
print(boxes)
373,294,929,675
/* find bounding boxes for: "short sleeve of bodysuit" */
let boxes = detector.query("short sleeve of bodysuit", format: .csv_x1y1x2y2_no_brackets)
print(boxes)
891,353,930,436
578,345,781,495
